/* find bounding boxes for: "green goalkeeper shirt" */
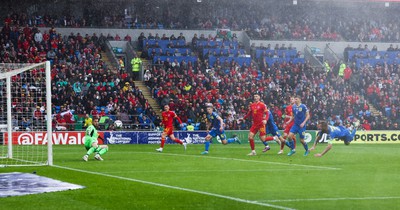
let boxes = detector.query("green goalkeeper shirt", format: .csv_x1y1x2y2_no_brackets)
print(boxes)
85,124,98,142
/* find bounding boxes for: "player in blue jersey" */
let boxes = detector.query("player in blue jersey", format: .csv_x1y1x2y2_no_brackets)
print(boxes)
310,121,357,157
201,105,240,155
286,95,310,156
263,110,284,152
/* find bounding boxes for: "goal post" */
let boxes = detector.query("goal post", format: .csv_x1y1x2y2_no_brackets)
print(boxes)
0,61,52,167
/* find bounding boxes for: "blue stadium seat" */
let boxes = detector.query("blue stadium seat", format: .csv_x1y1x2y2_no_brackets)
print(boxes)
55,106,60,113
135,23,141,29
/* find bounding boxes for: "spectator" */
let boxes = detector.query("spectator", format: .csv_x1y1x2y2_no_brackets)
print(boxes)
124,34,131,41
139,115,151,129
130,54,142,80
84,114,92,129
143,70,152,87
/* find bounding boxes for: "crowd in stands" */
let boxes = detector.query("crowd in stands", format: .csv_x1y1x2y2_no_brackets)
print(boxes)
340,44,399,130
1,7,399,131
1,22,398,131
3,1,400,42
356,60,399,130
0,22,160,131
144,33,399,131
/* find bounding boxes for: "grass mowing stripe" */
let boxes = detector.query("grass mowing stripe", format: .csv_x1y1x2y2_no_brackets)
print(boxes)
104,168,333,173
135,152,341,170
53,164,296,210
262,196,400,202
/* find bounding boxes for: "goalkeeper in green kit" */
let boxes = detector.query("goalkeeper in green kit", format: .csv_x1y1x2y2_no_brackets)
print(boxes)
82,117,109,161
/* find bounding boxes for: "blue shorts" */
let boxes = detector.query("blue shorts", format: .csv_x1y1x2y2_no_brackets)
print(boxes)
290,124,307,139
209,128,226,140
266,124,280,137
333,127,356,142
341,135,353,142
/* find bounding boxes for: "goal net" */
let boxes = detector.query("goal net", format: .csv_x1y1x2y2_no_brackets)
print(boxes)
0,61,52,167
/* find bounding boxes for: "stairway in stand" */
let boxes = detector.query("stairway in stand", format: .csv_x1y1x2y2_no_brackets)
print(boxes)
368,102,387,121
100,52,119,73
135,80,162,117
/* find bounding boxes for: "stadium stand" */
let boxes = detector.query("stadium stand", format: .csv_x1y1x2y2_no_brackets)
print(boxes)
1,0,399,130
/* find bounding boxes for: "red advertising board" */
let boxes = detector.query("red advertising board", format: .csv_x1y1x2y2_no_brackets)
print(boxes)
4,132,104,145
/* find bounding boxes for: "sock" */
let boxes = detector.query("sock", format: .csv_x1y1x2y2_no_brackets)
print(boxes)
173,138,183,145
227,138,235,143
265,136,274,141
160,138,166,148
249,138,255,150
95,146,101,153
205,141,210,151
286,140,294,150
292,136,297,149
280,140,285,150
99,147,108,155
303,142,309,151
86,147,95,156
262,140,269,147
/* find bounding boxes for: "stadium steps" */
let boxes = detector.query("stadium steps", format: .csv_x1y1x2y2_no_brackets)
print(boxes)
141,59,149,69
135,81,162,117
100,52,119,73
368,103,388,121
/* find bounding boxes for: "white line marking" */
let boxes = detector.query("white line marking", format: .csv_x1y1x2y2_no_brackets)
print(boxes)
261,196,400,202
53,165,295,210
134,152,341,170
104,168,332,173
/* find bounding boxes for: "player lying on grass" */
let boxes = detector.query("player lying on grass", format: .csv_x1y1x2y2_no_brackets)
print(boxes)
83,117,109,161
201,105,241,155
310,121,357,157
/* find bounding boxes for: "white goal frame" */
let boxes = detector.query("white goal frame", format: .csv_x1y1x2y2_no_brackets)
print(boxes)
1,61,52,166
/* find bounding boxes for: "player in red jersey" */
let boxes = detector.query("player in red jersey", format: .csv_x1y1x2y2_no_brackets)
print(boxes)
279,96,297,154
241,93,270,156
156,104,187,152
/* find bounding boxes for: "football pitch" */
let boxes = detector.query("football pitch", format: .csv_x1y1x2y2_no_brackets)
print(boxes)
1,143,400,210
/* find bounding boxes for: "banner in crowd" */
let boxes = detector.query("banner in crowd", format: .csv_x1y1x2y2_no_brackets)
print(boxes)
331,130,400,144
5,130,399,145
4,132,104,145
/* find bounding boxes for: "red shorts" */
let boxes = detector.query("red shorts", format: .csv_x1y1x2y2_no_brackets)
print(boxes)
249,123,266,137
163,127,174,136
284,121,294,134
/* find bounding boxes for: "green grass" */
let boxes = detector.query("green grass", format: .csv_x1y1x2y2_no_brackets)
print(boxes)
1,143,400,210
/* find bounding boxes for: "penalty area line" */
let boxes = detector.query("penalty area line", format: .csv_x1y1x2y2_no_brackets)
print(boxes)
103,168,334,174
135,152,341,170
261,196,400,203
53,165,295,210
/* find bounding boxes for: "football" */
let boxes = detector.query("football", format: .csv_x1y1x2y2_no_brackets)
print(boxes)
114,120,123,128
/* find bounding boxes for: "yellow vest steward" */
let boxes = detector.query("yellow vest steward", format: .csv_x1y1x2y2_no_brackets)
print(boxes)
324,62,330,72
131,58,142,72
339,63,346,77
